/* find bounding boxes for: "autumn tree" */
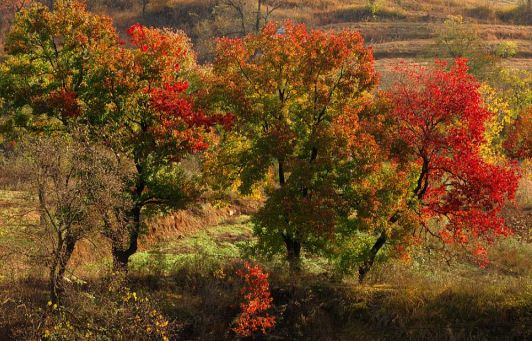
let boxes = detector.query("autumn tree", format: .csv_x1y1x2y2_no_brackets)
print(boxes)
357,59,519,281
212,21,377,271
233,262,275,337
0,132,130,303
0,0,122,248
90,22,232,272
0,1,231,272
0,0,119,125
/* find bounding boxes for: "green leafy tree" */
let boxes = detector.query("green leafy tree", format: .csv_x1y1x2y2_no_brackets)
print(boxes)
433,15,498,80
212,21,377,271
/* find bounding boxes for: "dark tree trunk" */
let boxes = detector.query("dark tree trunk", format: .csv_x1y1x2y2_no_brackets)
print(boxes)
50,234,76,304
142,0,148,18
358,152,431,283
528,0,532,22
38,184,47,228
255,0,262,33
278,159,302,272
111,161,145,273
358,213,400,283
358,231,387,283
111,204,141,273
284,235,301,273
278,160,285,186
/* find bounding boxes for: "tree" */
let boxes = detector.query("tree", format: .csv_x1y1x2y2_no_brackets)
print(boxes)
1,132,129,303
0,0,118,125
140,0,150,18
192,0,281,61
212,21,377,271
215,0,281,35
358,59,519,281
433,16,498,80
0,0,122,261
88,23,232,272
0,1,231,272
233,262,275,337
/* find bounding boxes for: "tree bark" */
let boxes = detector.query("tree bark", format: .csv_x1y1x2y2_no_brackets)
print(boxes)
358,231,387,283
278,159,302,272
111,162,145,273
528,0,531,23
50,234,76,304
284,235,301,273
278,160,285,186
38,183,47,228
358,213,400,283
255,0,262,33
111,204,141,273
142,0,149,18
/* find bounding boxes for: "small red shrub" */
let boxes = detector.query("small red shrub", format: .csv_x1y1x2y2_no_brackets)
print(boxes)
233,262,275,338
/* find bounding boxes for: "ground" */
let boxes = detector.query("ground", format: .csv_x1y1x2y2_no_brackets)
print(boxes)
1,189,530,339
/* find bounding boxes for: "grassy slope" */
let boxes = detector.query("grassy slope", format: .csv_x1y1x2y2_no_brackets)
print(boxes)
113,0,532,69
1,0,530,67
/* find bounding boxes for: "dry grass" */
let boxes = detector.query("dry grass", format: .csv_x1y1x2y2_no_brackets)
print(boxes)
0,187,530,339
3,236,529,340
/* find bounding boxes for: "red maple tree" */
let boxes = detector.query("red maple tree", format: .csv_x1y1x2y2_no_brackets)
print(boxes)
380,58,519,269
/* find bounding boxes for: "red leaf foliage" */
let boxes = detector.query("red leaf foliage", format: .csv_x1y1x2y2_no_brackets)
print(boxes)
387,59,520,260
47,88,81,118
233,262,275,338
124,24,234,156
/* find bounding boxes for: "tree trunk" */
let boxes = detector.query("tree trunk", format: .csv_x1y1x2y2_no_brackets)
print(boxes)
284,235,301,273
50,234,76,304
528,0,531,22
111,204,140,273
278,160,302,272
38,184,47,228
110,161,145,274
142,0,148,18
255,0,262,33
358,212,400,283
358,231,387,283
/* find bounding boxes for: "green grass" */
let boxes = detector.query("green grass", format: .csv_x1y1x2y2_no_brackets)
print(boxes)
129,217,254,274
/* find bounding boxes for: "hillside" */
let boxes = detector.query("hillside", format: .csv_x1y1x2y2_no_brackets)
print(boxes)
2,1,531,70
93,0,532,70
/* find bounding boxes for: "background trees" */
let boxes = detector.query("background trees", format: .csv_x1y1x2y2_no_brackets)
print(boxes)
433,15,498,80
